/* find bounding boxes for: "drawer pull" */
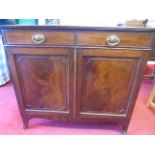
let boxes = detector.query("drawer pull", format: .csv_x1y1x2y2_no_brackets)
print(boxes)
32,34,45,44
106,35,120,46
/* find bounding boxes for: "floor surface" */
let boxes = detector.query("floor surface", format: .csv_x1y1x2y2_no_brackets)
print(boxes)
0,80,155,135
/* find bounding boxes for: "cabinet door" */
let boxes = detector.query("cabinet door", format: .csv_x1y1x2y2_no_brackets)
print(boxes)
7,47,73,117
76,48,148,121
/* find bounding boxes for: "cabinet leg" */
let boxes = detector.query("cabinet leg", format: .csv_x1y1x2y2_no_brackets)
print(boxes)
22,118,29,129
119,123,129,135
122,130,128,135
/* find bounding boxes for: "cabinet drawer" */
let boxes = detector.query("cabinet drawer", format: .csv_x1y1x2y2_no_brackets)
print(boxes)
76,32,151,48
3,30,74,45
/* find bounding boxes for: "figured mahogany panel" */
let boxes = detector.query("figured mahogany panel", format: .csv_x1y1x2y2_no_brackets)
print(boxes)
80,57,136,114
76,48,147,118
77,32,151,48
15,48,72,112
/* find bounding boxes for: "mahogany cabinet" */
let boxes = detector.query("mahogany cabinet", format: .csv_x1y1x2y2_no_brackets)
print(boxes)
1,26,155,134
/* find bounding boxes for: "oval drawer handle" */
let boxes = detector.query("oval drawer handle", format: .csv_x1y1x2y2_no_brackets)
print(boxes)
106,35,120,46
32,34,45,44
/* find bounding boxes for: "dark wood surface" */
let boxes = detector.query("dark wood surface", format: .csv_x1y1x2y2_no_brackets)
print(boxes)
1,25,154,134
76,49,148,115
4,30,74,45
77,32,151,48
15,48,71,112
1,25,155,32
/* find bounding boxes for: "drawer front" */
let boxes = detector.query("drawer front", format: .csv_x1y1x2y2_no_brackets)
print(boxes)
4,30,74,45
76,32,151,48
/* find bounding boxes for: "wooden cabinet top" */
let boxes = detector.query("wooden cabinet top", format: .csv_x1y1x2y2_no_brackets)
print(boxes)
1,25,155,32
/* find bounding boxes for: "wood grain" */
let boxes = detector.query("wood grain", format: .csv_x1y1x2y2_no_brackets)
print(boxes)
77,32,151,48
17,55,68,110
4,30,74,45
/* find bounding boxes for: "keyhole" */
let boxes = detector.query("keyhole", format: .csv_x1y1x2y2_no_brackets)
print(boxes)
120,109,125,113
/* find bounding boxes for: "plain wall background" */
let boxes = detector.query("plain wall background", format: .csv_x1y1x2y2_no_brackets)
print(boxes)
0,0,155,22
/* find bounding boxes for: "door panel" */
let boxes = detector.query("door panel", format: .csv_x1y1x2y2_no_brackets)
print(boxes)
80,57,136,113
76,48,147,119
13,48,73,115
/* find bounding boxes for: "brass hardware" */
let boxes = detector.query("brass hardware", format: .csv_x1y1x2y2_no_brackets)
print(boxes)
32,34,45,44
106,35,120,46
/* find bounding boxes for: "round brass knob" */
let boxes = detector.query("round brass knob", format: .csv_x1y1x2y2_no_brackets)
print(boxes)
32,34,45,44
106,35,120,46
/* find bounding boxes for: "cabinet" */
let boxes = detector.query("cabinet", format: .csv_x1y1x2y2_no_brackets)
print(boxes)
1,26,154,134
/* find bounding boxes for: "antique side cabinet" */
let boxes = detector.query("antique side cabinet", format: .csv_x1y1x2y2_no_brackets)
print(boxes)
1,25,155,134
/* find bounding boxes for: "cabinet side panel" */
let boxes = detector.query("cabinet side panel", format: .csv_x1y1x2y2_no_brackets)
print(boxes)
4,49,28,124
